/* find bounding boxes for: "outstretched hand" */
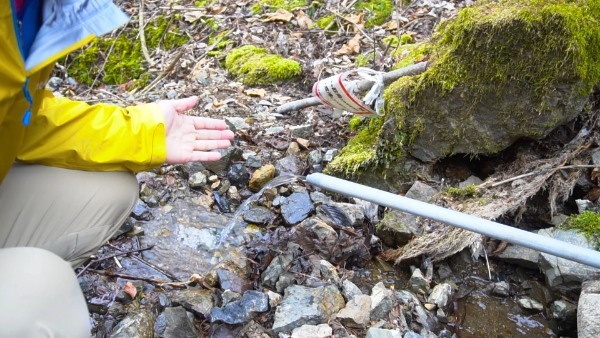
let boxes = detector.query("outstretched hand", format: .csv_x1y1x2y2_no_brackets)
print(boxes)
158,96,234,163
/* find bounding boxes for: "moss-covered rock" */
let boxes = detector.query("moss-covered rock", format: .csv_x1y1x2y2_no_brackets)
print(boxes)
327,0,600,191
224,46,302,86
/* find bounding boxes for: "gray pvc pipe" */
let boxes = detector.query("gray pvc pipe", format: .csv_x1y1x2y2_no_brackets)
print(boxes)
306,173,600,269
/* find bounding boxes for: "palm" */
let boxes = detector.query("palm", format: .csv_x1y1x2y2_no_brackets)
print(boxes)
159,97,234,164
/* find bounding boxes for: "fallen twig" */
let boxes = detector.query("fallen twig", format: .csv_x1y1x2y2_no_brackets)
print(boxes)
490,164,600,188
276,61,428,114
107,243,181,282
327,8,374,42
138,48,185,95
138,0,156,67
76,246,154,277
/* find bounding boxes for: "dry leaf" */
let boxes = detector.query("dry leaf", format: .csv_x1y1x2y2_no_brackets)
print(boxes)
381,20,399,31
345,12,365,25
208,4,226,14
295,138,310,149
262,8,294,23
124,281,137,299
184,11,205,23
295,10,313,29
333,34,361,56
245,88,267,98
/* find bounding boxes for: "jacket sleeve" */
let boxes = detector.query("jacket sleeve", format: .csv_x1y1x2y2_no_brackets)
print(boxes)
17,90,167,172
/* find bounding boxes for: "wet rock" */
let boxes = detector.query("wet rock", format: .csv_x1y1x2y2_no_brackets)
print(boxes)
409,268,430,295
377,181,438,246
578,279,600,338
131,200,152,221
371,282,393,321
110,309,155,338
289,124,313,139
549,299,577,328
169,288,213,317
275,155,303,175
337,295,372,328
242,205,276,225
495,243,540,269
221,290,242,305
281,191,315,225
202,146,243,174
489,281,510,297
526,281,553,306
227,186,241,206
159,306,198,338
249,164,275,192
217,268,253,294
426,283,453,309
213,191,231,213
139,199,234,279
365,328,403,338
227,163,250,188
342,279,363,301
210,290,269,325
261,252,294,289
538,228,600,289
272,285,345,334
295,218,338,253
291,323,333,338
157,294,171,309
310,191,331,205
517,297,544,312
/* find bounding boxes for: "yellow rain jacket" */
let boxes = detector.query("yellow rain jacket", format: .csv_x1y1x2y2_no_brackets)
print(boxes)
0,0,166,184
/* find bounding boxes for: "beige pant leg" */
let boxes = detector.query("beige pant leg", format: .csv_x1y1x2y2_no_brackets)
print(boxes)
0,163,139,266
0,247,91,338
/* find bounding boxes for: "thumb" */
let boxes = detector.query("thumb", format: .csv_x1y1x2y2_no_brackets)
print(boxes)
166,96,200,113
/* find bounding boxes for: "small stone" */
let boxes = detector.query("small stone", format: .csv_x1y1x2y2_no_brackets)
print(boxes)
489,281,510,297
323,149,338,162
227,163,250,187
249,165,275,192
337,295,372,328
517,297,544,312
291,324,333,338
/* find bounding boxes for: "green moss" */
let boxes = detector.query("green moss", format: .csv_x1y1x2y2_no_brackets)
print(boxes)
315,14,336,30
330,0,600,179
251,0,308,14
354,54,374,68
326,117,383,177
443,185,479,200
356,0,393,27
562,211,600,249
65,15,189,87
224,45,302,86
195,0,216,7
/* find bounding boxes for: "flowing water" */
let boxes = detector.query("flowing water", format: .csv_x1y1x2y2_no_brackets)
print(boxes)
216,173,304,247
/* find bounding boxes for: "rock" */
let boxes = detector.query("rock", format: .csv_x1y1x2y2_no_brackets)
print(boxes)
210,290,269,325
291,324,333,338
426,283,453,309
377,181,438,246
169,288,213,317
327,202,365,227
488,281,510,297
272,285,345,334
578,279,600,338
337,295,372,328
396,290,435,332
266,290,282,308
323,149,338,162
310,191,331,205
281,191,315,225
287,142,301,156
409,268,430,295
131,200,152,221
110,309,155,338
527,281,553,306
242,205,276,225
517,297,544,312
249,164,275,192
275,155,303,175
342,279,363,301
276,272,296,294
289,124,313,139
458,175,482,189
308,150,323,165
217,268,253,294
549,299,577,329
224,116,250,130
294,218,338,257
188,172,208,188
265,126,285,135
261,252,294,289
227,163,250,187
221,290,242,305
245,155,262,168
495,243,540,270
370,282,393,321
365,328,403,338
160,306,198,338
538,228,600,289
202,146,243,174
319,260,341,284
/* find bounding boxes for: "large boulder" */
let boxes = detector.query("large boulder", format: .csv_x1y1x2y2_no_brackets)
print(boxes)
327,0,600,192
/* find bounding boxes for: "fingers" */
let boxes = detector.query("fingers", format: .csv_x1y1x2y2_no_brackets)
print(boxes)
195,129,235,141
168,96,200,113
194,139,232,151
191,116,231,130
